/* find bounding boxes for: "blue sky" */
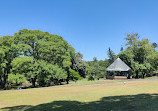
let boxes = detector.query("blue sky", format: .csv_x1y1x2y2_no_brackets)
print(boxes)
0,0,158,61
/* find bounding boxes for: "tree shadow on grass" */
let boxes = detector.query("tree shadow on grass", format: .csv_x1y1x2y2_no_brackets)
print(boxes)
2,94,158,111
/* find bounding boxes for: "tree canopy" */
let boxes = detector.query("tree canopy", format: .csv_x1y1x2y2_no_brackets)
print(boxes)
118,33,158,78
0,30,158,90
0,29,85,89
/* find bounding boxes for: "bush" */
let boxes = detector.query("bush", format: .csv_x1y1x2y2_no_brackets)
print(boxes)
87,75,95,81
8,74,27,85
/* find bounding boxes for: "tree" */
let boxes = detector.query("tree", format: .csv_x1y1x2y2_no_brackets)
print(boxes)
8,73,26,86
87,57,107,80
152,42,157,51
69,69,81,82
0,29,79,89
117,50,133,68
120,32,155,78
120,45,123,52
0,48,5,88
11,57,68,87
71,52,87,78
14,29,75,85
125,32,139,46
147,51,158,71
107,47,115,64
37,60,67,86
93,57,98,62
0,36,19,89
11,56,38,87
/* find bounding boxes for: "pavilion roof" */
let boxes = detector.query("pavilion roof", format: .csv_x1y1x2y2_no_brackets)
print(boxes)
106,58,131,71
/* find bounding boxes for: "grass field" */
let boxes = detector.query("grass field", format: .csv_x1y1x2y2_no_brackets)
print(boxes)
1,79,158,111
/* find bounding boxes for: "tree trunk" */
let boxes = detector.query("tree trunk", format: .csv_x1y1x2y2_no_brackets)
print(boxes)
2,75,7,90
135,71,139,79
0,77,2,89
31,78,36,87
142,73,145,79
66,71,70,84
59,80,62,85
66,79,69,84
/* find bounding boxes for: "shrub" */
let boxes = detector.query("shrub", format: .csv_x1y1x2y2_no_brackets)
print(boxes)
8,73,27,85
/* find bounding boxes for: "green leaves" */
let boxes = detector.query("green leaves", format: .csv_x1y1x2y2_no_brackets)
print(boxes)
11,57,34,74
0,29,79,88
37,60,67,86
87,57,107,80
69,69,81,81
125,32,139,46
107,48,115,64
71,52,87,78
119,32,157,78
8,73,26,85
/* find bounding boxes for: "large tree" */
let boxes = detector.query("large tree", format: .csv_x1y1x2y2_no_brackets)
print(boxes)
13,29,76,85
119,33,156,78
0,29,80,89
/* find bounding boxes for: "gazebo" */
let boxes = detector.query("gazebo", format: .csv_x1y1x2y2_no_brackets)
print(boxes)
106,58,132,80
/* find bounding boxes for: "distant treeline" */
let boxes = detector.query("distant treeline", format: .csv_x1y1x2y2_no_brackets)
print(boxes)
87,33,158,80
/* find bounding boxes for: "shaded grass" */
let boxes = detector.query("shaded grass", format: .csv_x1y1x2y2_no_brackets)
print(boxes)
2,94,158,111
1,79,158,111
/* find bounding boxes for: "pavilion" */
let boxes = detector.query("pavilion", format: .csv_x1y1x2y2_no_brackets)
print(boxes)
106,57,132,79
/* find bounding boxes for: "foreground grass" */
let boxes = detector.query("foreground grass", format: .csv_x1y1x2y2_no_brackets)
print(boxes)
1,79,158,111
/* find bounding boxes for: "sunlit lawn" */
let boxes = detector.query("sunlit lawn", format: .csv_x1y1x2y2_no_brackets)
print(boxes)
1,79,158,111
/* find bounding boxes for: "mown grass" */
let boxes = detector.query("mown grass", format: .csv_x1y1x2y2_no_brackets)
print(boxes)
145,76,158,79
1,79,158,111
70,78,125,84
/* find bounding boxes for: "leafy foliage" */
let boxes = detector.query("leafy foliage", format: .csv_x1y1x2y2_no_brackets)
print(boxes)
0,29,84,89
118,32,158,78
87,57,107,80
8,74,26,85
0,30,158,89
71,52,87,78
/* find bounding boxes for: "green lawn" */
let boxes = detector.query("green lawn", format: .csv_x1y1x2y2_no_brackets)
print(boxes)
1,79,158,111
